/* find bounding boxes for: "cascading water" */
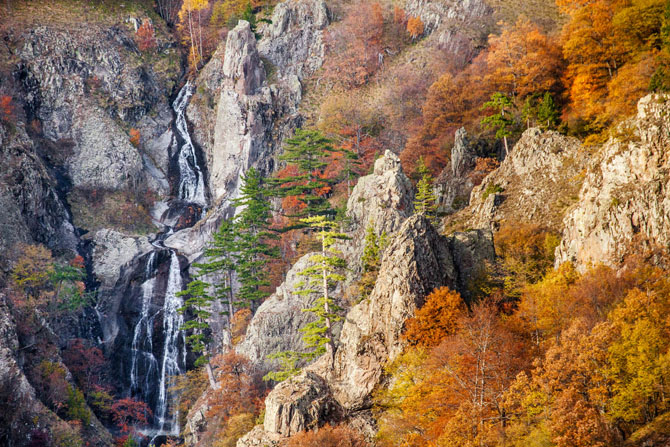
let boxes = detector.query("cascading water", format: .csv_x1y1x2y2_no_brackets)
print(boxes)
125,82,207,443
173,82,207,207
154,251,186,435
129,252,159,398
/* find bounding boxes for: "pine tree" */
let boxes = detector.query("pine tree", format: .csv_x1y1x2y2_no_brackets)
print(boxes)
233,167,279,310
413,158,438,220
481,92,516,157
358,222,388,300
177,279,218,388
264,216,348,381
197,218,239,321
270,128,336,225
297,216,348,363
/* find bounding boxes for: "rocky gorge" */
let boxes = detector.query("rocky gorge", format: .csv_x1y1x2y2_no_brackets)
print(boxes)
2,0,670,446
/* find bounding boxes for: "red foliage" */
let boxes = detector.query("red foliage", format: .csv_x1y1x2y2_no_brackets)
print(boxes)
62,339,106,392
206,352,265,422
135,20,157,52
129,128,141,147
111,398,151,434
0,95,15,123
322,2,384,88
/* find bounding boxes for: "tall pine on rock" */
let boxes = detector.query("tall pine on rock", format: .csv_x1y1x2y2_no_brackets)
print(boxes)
197,217,238,321
177,279,218,389
413,158,438,221
270,128,336,225
233,167,278,310
297,216,348,364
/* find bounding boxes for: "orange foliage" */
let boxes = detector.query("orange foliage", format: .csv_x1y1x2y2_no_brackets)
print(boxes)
485,17,564,100
468,156,500,186
286,424,368,447
404,287,465,347
0,95,15,123
135,19,157,52
231,308,253,345
129,128,141,147
207,352,264,422
406,16,424,39
322,2,384,88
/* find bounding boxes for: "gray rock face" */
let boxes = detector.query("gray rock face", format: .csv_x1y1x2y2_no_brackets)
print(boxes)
169,4,330,257
435,127,483,214
405,0,493,62
457,128,587,232
0,123,78,272
225,21,266,95
69,106,144,190
264,369,343,436
258,0,330,79
330,215,457,410
17,24,178,194
236,254,321,369
556,95,670,269
343,150,414,270
92,229,153,289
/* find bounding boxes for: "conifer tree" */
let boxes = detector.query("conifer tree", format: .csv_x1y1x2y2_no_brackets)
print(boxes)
297,216,348,363
481,92,516,157
232,167,279,310
264,216,348,381
270,128,336,225
358,222,388,299
197,217,238,320
413,158,438,221
177,279,218,388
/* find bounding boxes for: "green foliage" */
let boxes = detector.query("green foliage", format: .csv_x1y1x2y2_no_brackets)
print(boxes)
270,128,336,223
65,385,90,425
522,92,560,130
178,279,214,366
263,351,302,382
482,183,504,201
232,167,279,309
413,158,437,220
358,223,387,300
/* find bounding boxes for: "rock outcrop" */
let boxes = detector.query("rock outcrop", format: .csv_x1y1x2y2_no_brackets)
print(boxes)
451,128,588,232
434,127,487,214
343,150,414,270
405,0,493,63
16,24,179,196
0,296,113,446
236,254,321,369
238,216,495,444
556,95,670,269
169,1,329,258
0,122,78,273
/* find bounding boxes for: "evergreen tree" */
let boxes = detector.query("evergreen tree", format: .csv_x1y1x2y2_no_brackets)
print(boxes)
297,216,348,363
270,128,336,225
358,222,388,299
413,158,438,220
232,167,279,310
197,217,238,320
481,92,516,157
264,216,348,381
177,279,218,388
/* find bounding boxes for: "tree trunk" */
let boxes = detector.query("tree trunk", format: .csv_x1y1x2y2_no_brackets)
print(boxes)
321,231,335,367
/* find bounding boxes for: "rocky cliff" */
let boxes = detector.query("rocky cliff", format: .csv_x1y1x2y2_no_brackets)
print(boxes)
237,215,494,445
449,127,588,233
556,95,670,269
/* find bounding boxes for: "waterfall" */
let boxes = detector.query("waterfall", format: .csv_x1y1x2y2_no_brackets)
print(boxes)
173,82,207,207
129,253,159,398
154,251,186,434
